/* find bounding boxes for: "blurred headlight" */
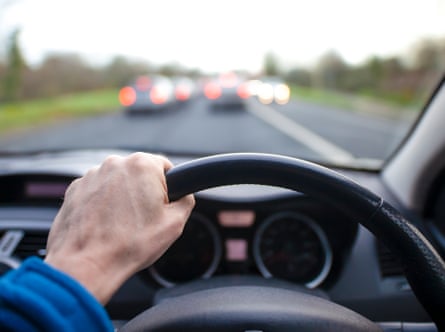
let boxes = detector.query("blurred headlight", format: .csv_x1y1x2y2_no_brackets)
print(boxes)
274,84,290,105
247,80,262,96
258,83,274,104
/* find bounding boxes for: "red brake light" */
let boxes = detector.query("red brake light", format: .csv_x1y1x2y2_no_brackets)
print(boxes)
204,83,222,100
204,83,221,99
176,85,191,101
119,87,136,106
237,83,250,99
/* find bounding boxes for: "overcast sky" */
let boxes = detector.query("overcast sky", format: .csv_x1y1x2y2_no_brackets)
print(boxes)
2,0,445,72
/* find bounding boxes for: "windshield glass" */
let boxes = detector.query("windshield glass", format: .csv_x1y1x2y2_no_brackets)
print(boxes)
0,0,444,167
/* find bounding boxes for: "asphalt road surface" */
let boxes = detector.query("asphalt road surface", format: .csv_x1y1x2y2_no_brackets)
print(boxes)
0,96,412,165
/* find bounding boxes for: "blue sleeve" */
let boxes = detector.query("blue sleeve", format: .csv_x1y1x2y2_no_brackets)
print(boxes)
0,257,114,332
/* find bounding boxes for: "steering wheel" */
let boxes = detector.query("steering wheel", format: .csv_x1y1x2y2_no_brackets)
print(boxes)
121,153,445,331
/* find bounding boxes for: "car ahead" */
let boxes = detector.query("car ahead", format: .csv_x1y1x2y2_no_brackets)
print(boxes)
171,76,197,104
119,76,176,114
257,76,291,105
203,72,251,109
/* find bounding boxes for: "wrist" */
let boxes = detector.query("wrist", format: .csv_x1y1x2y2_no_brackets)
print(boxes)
44,253,131,304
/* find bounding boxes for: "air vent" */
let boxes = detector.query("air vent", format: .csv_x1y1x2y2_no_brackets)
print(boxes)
14,230,48,260
377,242,404,277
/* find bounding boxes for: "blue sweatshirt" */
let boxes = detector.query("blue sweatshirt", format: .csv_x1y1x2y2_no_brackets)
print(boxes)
0,257,113,331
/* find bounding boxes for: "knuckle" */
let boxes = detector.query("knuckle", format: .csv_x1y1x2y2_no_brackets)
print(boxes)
64,178,81,198
102,155,122,168
71,177,81,186
155,154,173,168
132,151,148,159
128,152,148,163
128,152,148,166
128,152,160,172
85,165,99,176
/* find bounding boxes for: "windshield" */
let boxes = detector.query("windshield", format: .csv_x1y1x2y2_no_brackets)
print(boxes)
0,0,444,168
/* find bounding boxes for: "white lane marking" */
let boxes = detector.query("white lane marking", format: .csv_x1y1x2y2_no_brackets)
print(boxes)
246,99,355,164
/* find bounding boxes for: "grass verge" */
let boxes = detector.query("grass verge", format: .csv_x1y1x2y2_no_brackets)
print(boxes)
290,86,420,119
0,89,120,134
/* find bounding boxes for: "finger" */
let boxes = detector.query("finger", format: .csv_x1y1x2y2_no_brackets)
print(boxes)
154,154,174,172
127,152,172,173
167,193,195,216
150,155,175,199
65,177,82,197
85,165,101,177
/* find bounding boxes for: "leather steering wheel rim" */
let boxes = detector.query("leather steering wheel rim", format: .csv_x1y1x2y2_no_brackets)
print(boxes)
126,153,445,330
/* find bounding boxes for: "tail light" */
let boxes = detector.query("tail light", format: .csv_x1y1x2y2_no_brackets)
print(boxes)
118,86,136,106
237,83,250,99
204,83,222,100
175,85,191,101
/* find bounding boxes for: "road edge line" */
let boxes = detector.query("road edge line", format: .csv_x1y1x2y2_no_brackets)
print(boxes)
246,99,355,164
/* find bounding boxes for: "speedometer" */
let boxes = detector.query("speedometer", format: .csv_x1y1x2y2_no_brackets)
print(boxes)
253,212,332,288
149,213,221,287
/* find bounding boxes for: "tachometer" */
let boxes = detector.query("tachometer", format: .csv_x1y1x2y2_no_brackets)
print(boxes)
149,213,221,287
253,212,332,288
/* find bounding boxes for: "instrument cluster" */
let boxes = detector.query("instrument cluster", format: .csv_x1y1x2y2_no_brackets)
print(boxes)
145,197,357,289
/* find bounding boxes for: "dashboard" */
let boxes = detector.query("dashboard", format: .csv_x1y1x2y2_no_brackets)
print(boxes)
146,196,356,290
0,150,437,324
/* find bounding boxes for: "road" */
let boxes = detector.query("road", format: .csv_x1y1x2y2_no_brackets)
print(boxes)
0,97,412,165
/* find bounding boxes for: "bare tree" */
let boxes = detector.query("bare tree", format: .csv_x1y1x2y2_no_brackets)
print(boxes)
2,29,26,101
263,52,281,76
104,56,152,87
412,38,443,71
314,51,347,89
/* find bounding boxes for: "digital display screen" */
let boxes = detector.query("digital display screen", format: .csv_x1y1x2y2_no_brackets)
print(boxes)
225,239,247,261
218,210,255,227
25,182,69,198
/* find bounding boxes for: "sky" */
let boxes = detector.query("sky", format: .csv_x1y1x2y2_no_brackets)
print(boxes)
1,0,445,72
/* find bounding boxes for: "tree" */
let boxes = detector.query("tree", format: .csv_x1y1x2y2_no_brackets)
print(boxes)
285,68,311,87
29,53,102,97
263,52,280,76
158,63,182,77
2,29,26,101
314,51,347,89
185,68,203,79
352,56,384,91
104,56,152,87
412,38,442,71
